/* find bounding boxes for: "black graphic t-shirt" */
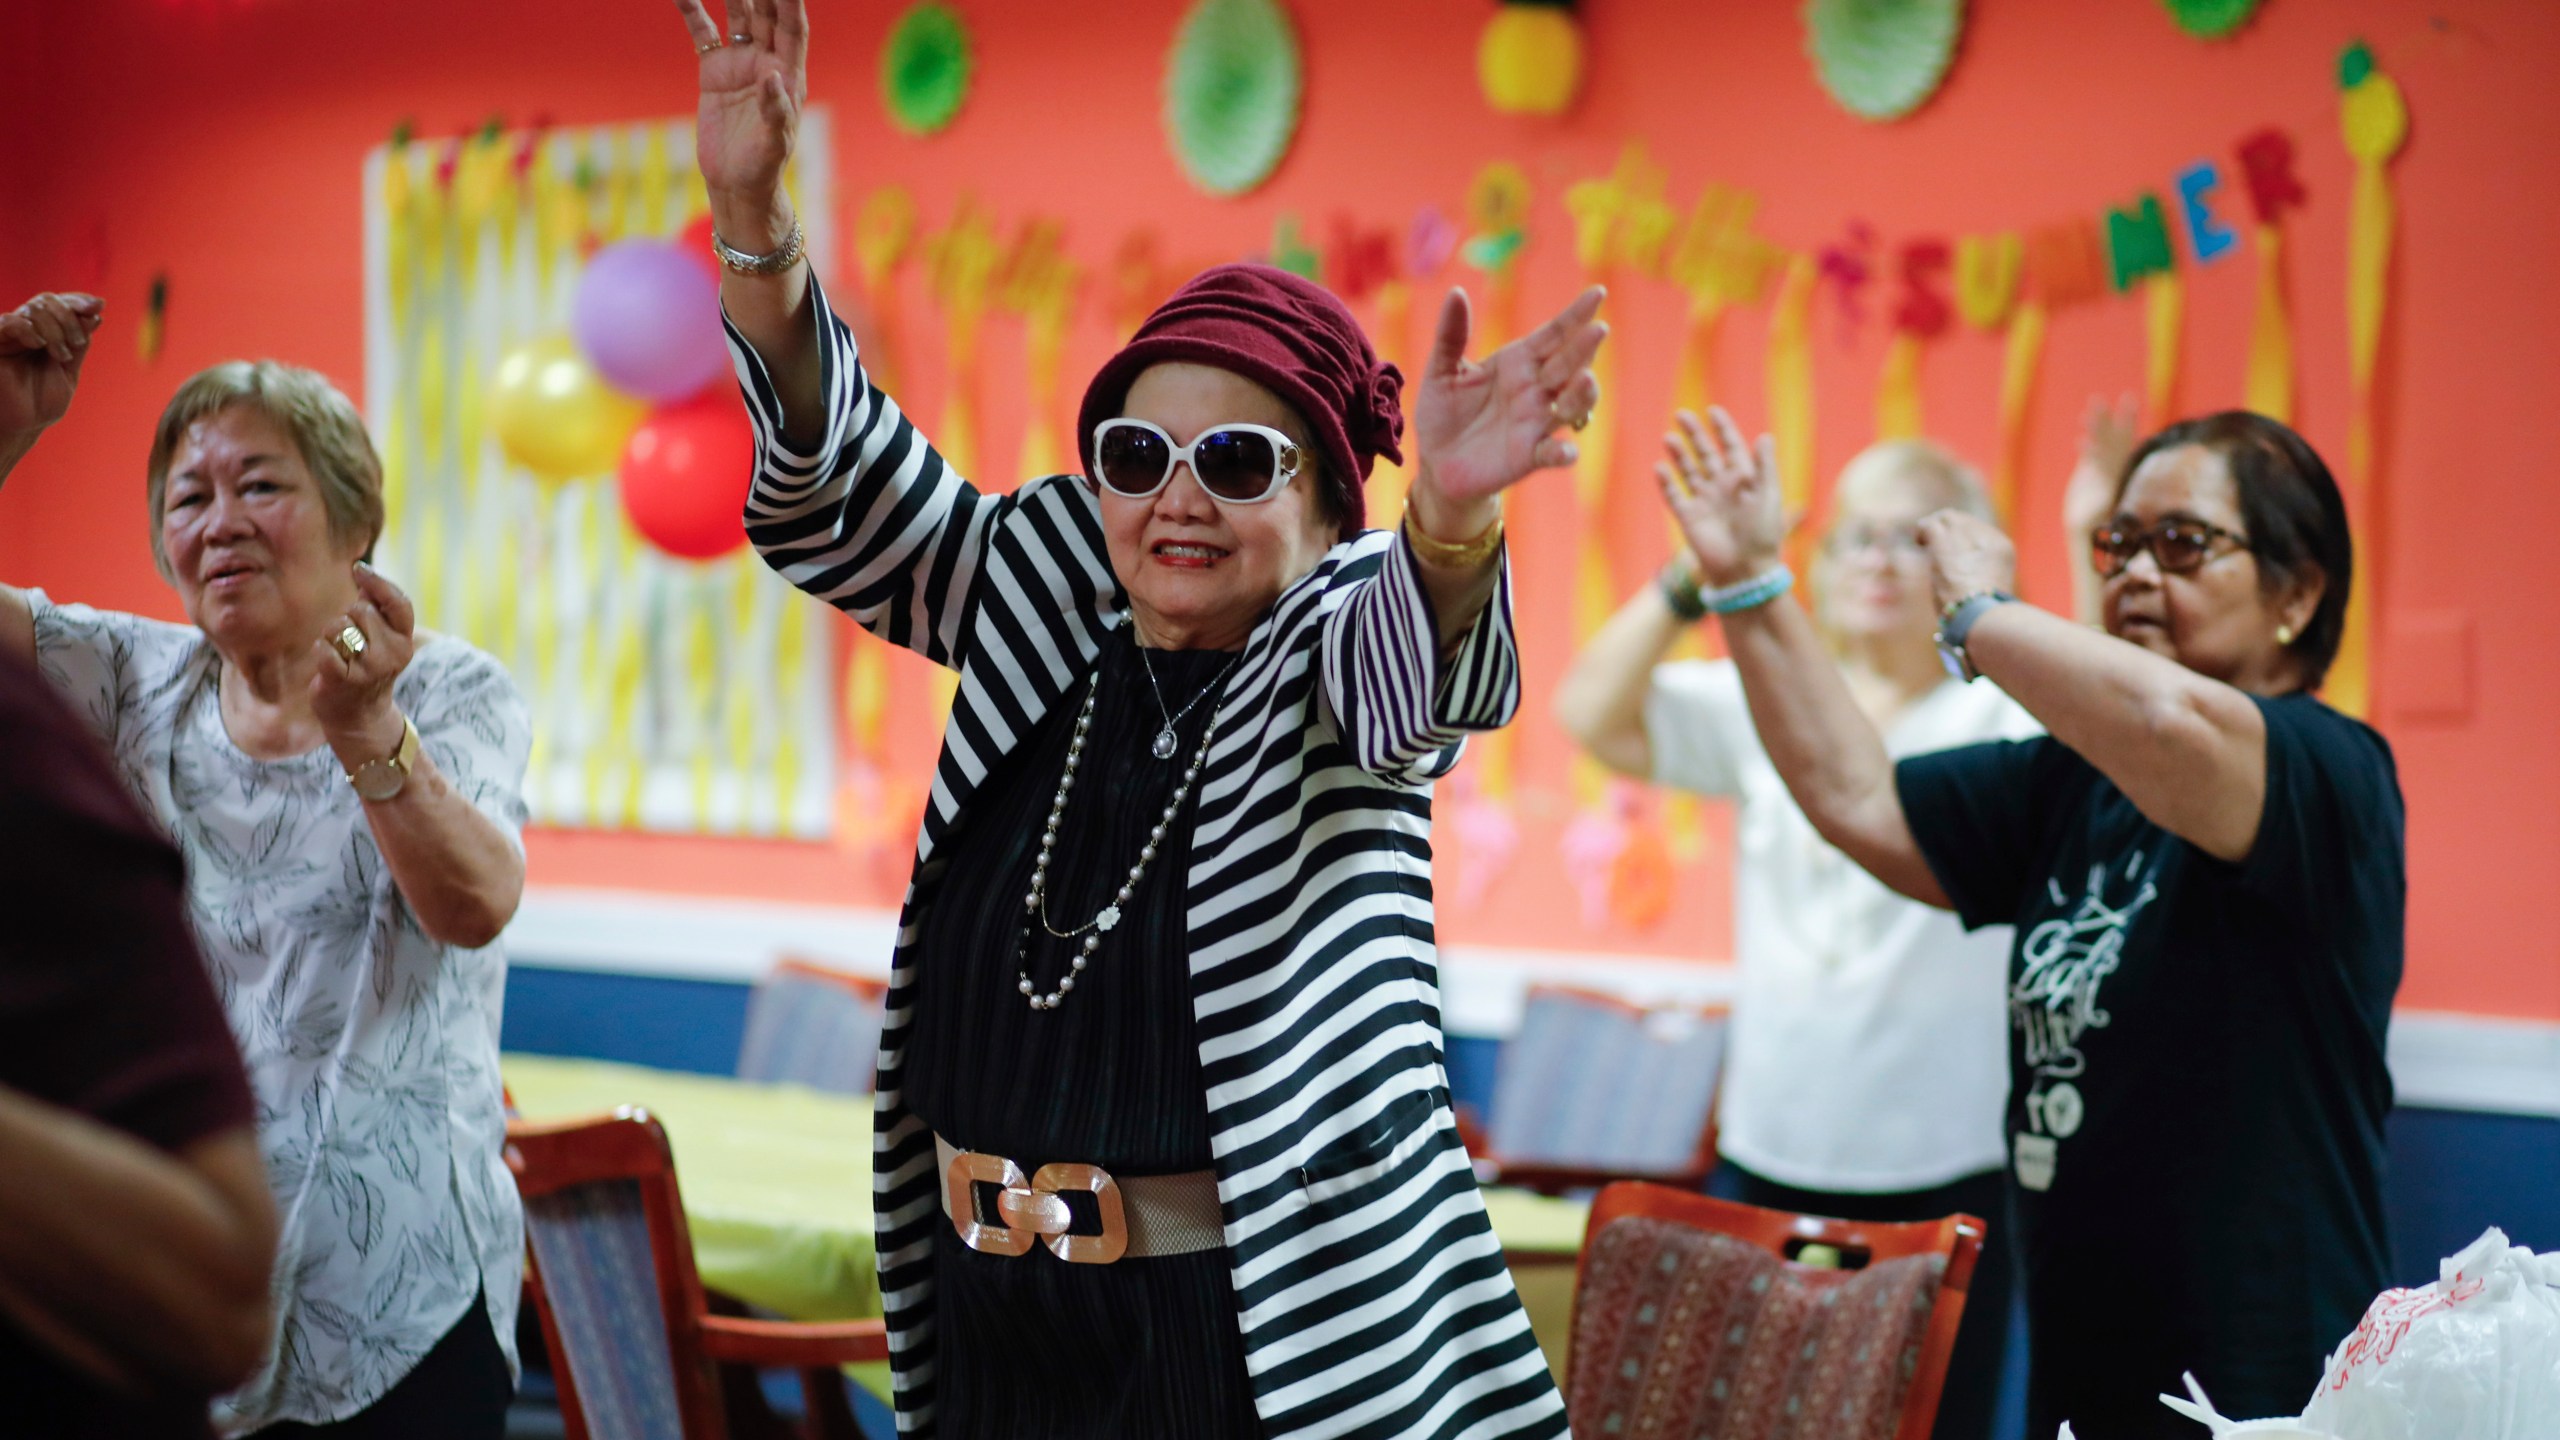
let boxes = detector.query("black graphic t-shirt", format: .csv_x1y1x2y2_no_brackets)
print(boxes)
1898,692,2402,1438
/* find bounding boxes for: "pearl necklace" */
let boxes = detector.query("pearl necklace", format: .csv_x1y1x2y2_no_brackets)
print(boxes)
1015,661,1231,1012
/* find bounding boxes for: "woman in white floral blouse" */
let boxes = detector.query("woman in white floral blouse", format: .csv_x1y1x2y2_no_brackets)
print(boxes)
0,290,531,1437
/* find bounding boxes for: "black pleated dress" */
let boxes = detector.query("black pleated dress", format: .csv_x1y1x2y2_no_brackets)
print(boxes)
902,624,1266,1439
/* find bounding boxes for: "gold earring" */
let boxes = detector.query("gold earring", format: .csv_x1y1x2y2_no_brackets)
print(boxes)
2275,624,2295,645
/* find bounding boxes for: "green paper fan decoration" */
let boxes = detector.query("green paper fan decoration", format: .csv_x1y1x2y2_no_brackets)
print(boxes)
1165,0,1303,198
882,2,972,137
2163,0,2263,41
1803,0,1965,123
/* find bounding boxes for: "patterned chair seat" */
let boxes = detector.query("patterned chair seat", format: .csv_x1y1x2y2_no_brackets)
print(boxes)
1566,1182,1982,1440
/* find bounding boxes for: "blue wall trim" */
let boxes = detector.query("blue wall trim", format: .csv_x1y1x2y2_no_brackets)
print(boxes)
503,967,751,1076
504,967,2559,1274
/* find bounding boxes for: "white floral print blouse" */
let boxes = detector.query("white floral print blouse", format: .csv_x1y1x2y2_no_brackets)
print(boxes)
30,593,529,1432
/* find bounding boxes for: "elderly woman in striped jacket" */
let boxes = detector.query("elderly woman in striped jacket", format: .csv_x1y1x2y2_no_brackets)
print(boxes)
675,4,1602,1436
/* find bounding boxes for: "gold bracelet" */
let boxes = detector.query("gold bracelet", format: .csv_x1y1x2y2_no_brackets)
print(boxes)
1402,505,1505,570
711,216,807,277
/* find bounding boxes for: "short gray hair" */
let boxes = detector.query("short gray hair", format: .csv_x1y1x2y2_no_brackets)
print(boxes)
146,361,383,579
1829,439,1993,525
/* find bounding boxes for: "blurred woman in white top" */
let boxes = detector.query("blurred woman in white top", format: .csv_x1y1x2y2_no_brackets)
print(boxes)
1555,431,2035,1440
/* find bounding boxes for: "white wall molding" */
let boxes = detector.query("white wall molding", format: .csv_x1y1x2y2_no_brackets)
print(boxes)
505,888,2560,1119
506,887,899,981
2386,1012,2560,1120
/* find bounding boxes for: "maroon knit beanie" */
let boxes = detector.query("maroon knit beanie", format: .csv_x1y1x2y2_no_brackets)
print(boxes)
1077,263,1403,539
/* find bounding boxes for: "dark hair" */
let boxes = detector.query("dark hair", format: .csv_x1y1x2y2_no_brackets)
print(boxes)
2116,411,2353,690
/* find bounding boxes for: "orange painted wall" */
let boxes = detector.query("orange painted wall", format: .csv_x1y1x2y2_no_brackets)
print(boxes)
4,0,2554,1019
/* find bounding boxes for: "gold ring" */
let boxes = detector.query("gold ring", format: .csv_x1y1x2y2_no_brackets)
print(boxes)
332,624,368,663
1570,412,1591,432
695,39,724,54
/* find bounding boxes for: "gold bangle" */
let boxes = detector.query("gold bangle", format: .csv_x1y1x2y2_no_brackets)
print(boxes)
1402,506,1505,570
711,216,807,277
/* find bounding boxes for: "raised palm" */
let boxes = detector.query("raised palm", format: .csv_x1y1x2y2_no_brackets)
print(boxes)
1411,286,1607,505
1656,408,1786,587
671,0,807,205
2064,393,2139,538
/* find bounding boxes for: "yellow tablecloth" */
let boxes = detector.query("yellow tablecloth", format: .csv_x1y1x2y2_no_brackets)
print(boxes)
502,1054,1591,1387
505,1054,883,1322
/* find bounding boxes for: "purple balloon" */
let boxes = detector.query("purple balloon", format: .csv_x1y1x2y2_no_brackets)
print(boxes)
570,239,728,403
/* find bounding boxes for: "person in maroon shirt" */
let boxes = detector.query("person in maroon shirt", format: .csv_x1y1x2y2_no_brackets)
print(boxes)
0,641,280,1434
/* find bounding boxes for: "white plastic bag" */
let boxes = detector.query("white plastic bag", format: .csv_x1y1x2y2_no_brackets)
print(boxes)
2154,1372,2339,1437
2292,1227,2560,1440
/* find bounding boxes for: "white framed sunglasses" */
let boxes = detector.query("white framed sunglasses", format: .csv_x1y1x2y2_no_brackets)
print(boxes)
1089,419,1303,505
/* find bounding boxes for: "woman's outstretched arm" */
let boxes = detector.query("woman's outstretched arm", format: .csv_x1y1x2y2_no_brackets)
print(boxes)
1659,408,1949,906
681,0,821,446
677,0,1056,670
0,290,108,666
1322,286,1604,780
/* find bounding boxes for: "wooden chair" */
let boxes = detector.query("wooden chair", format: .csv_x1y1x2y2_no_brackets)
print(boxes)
506,1107,889,1440
734,958,889,1096
1459,985,1729,1196
1565,1181,1983,1440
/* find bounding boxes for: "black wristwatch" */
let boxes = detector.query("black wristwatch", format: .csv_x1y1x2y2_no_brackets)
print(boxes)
1934,591,2016,683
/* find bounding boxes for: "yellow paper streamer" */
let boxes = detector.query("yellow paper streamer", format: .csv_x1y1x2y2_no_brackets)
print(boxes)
1875,331,1924,440
1456,162,1535,811
1564,146,1670,812
721,557,766,834
383,143,416,328
2142,270,2184,430
925,202,1003,481
1993,302,2048,525
610,527,650,827
1000,219,1080,481
2329,50,2410,718
2243,223,2295,423
687,589,720,832
1954,232,2022,330
772,587,808,834
1364,280,1415,531
1766,253,1819,566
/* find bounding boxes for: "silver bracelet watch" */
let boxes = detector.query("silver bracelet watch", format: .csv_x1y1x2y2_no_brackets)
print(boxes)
1933,591,2016,683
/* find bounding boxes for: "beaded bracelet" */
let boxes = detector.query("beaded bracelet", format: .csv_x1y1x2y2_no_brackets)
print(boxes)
1700,565,1794,615
1658,562,1709,623
1402,507,1506,570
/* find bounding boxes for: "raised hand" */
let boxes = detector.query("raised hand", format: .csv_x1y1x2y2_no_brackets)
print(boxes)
670,0,807,244
312,563,420,762
2064,393,2139,541
1408,285,1607,514
0,293,104,445
1655,408,1785,588
1916,510,2019,613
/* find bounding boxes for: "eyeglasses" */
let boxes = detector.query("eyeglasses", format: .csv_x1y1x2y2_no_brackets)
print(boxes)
1090,419,1302,505
2089,518,2251,578
1826,520,1927,561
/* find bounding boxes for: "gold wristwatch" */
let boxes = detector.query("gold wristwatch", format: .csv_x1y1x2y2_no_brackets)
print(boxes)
347,717,421,802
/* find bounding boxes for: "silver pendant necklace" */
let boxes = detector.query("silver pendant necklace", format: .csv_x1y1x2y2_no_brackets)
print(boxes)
1139,645,1230,761
1015,658,1233,1011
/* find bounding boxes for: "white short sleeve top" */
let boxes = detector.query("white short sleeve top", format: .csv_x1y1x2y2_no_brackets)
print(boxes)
30,593,529,1430
1646,658,2041,1193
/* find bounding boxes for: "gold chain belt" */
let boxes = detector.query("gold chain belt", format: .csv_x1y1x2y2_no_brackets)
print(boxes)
936,1134,1226,1264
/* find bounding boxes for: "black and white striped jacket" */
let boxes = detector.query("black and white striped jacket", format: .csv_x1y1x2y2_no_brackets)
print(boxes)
730,280,1567,1440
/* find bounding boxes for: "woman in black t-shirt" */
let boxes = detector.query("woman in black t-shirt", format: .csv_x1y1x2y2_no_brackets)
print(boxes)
1648,407,2399,1438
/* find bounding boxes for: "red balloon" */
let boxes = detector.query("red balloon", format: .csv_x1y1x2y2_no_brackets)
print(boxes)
619,392,754,561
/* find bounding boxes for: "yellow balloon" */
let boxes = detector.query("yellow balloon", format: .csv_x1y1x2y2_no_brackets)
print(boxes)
1478,6,1584,117
488,335,644,483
